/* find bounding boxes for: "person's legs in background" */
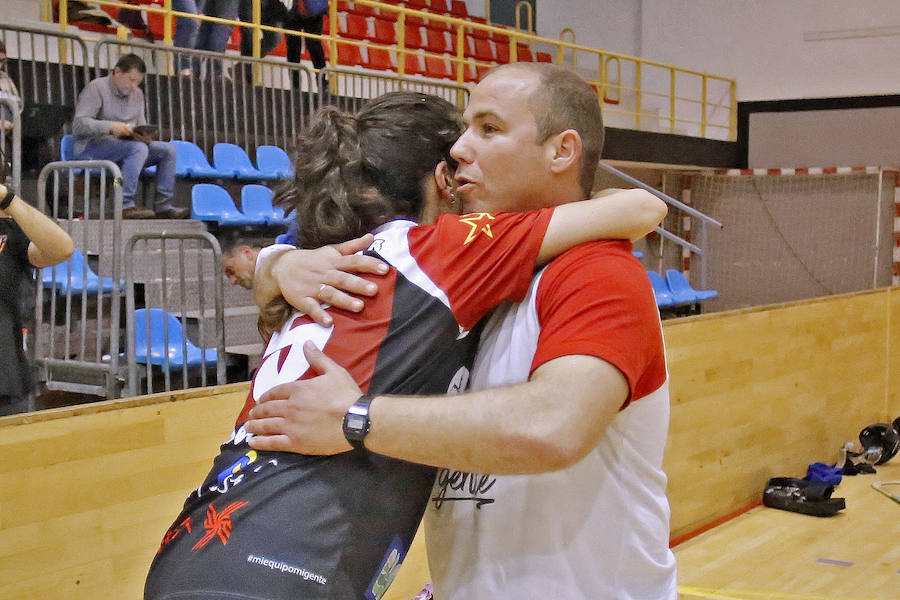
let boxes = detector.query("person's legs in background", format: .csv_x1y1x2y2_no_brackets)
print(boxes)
239,0,284,58
76,137,156,218
173,0,204,73
284,11,325,89
194,0,240,78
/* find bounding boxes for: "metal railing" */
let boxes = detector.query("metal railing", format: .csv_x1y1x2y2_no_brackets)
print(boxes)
93,39,315,154
33,160,124,401
320,66,468,112
124,231,226,397
598,162,723,289
54,0,737,141
0,97,22,194
0,23,90,110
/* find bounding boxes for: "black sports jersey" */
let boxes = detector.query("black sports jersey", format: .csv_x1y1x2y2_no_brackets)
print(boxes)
145,211,552,600
0,218,31,401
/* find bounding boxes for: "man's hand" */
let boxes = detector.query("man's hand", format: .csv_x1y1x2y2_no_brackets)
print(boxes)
270,234,388,326
246,341,363,455
109,121,133,137
0,119,12,131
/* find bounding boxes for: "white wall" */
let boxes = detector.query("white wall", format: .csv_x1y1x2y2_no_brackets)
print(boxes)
640,0,900,101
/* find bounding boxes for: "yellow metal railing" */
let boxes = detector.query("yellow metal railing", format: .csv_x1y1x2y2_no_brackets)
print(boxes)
53,0,737,140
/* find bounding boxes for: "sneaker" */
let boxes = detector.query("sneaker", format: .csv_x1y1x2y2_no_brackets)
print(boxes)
121,206,156,219
155,206,190,219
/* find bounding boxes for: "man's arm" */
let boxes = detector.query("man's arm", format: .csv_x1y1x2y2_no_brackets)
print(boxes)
246,343,627,474
0,185,74,268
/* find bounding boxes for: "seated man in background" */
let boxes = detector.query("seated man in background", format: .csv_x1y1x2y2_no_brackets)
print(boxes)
72,53,187,219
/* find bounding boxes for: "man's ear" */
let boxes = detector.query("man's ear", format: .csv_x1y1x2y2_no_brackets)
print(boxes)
434,160,455,198
548,129,582,176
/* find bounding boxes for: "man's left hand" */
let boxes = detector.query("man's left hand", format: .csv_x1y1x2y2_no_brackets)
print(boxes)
246,341,363,455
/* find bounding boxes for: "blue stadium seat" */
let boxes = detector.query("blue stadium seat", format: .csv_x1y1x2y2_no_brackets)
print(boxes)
213,143,266,180
191,183,258,226
171,140,224,178
646,271,677,308
41,248,122,294
665,269,718,304
255,145,293,179
133,308,218,370
62,134,160,177
240,184,289,225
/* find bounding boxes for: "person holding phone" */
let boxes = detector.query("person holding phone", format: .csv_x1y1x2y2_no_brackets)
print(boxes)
72,53,188,219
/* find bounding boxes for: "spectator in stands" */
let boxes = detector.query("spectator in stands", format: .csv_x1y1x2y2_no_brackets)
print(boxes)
172,0,203,75
246,63,678,599
237,0,328,89
144,90,665,599
193,0,240,77
0,181,74,415
72,53,188,219
0,41,21,133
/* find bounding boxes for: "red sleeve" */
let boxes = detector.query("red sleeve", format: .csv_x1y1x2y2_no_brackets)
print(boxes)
407,209,553,330
532,240,667,406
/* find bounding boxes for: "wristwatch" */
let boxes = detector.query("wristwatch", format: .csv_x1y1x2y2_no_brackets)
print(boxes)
342,394,375,450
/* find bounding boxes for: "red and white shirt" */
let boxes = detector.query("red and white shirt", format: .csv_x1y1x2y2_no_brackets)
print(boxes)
425,240,678,600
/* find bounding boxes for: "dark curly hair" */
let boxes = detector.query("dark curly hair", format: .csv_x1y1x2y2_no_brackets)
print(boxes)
274,91,463,249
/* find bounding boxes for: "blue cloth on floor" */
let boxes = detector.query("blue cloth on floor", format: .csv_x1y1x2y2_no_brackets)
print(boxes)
805,462,842,485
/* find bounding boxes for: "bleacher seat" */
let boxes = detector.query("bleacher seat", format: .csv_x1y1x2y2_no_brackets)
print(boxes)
255,145,293,179
213,143,267,180
133,308,218,370
430,0,450,13
470,37,493,61
495,41,510,63
364,47,395,70
517,43,533,62
241,184,289,226
665,269,718,304
404,53,425,76
647,271,677,309
405,25,426,49
404,0,428,9
427,14,452,32
41,248,122,294
342,13,370,39
424,56,452,79
191,183,258,226
467,16,489,39
536,51,552,63
449,0,468,17
372,18,397,44
425,29,450,53
171,140,225,178
61,133,158,177
337,42,364,66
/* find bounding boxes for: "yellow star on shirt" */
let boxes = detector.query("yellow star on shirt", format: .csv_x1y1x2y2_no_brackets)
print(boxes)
459,213,496,244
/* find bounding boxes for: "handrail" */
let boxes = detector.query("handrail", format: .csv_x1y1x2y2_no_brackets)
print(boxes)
53,0,737,140
514,1,534,33
0,97,22,195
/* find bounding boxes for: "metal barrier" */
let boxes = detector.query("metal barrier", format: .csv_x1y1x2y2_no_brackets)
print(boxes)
0,97,22,193
124,231,226,397
94,39,315,154
320,67,468,113
33,160,124,401
597,162,723,289
0,23,90,110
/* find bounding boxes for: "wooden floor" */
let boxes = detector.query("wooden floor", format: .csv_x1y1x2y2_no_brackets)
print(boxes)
674,462,900,600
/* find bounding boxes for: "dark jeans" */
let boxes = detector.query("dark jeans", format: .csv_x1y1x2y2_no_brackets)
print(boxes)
0,394,28,416
238,1,325,71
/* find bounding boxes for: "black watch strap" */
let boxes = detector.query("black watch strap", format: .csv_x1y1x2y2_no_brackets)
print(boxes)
343,394,375,450
0,188,15,211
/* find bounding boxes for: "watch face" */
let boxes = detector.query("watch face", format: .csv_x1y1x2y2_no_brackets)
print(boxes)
346,414,366,431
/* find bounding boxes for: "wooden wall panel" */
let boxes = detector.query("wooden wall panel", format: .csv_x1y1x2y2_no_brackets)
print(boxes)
664,288,894,538
1,288,897,597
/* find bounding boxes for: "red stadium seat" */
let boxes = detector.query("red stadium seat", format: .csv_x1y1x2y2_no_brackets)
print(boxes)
495,41,509,63
349,1,378,17
425,56,452,79
516,43,533,62
470,37,493,61
490,27,509,43
337,42,363,66
449,0,468,18
403,53,425,75
430,0,449,14
467,16,489,39
425,29,449,53
364,47,394,70
404,25,426,49
405,12,426,27
372,18,397,44
427,15,452,32
405,0,428,9
342,14,370,39
536,51,552,63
